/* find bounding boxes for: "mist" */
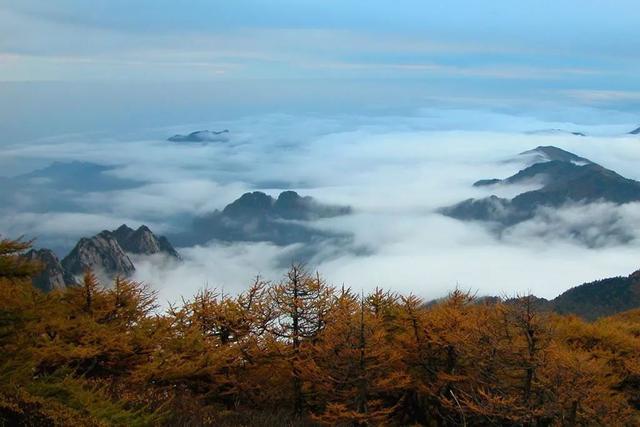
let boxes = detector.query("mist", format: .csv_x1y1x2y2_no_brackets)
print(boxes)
2,107,640,304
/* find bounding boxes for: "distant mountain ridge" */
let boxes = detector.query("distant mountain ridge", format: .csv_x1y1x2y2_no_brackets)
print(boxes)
13,161,140,193
168,130,230,143
550,270,640,320
0,161,142,220
476,269,640,321
175,190,352,246
442,146,640,232
525,129,586,137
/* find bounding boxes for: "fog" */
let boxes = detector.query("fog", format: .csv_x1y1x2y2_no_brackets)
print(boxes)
2,108,640,304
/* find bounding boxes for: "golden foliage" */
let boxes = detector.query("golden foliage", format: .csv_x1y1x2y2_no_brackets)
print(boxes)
1,238,639,425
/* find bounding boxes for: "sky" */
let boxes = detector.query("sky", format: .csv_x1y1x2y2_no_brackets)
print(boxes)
1,1,640,303
1,0,639,141
1,1,638,84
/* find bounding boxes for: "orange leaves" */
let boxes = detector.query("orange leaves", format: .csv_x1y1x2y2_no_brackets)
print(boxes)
2,245,640,425
0,237,40,282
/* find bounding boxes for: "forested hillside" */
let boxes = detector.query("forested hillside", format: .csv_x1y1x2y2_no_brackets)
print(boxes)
2,237,640,426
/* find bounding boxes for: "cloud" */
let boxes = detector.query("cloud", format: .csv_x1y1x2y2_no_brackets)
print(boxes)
3,109,640,302
131,243,295,306
81,180,248,220
504,202,640,248
1,3,636,92
564,90,640,104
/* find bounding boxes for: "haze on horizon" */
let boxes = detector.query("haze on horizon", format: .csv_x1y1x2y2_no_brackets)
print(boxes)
1,0,639,140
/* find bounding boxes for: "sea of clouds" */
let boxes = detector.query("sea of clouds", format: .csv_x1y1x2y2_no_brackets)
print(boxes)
2,108,640,305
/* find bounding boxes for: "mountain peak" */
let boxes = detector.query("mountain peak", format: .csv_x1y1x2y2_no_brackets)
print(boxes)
62,232,135,279
136,224,152,233
115,224,134,234
118,225,180,258
630,126,640,135
277,190,302,202
518,146,593,166
109,224,180,259
51,224,179,284
183,190,352,246
444,146,640,244
222,191,275,217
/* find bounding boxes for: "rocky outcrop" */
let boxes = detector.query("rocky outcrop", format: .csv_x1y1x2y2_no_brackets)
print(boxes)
112,224,180,259
22,225,179,290
23,249,76,292
62,231,135,278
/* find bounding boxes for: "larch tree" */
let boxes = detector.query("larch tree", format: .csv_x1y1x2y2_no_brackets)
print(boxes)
268,264,333,416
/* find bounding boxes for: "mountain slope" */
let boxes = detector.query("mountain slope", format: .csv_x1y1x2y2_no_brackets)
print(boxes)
15,161,140,192
443,147,640,228
0,162,142,222
23,248,77,291
112,224,180,259
177,191,352,246
510,145,592,169
550,270,640,321
61,231,135,278
30,224,178,286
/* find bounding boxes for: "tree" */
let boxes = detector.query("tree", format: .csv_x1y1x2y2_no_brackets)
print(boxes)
269,264,333,416
0,237,40,281
306,288,410,426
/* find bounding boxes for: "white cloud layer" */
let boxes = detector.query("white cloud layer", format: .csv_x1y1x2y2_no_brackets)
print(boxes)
3,109,640,301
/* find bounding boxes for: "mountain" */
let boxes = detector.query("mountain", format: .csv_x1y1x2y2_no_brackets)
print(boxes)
222,191,350,221
61,231,135,279
466,269,640,321
442,146,640,227
513,145,592,169
29,224,178,286
23,248,77,292
550,270,640,321
14,161,140,192
0,161,141,220
177,191,352,246
168,130,230,143
630,127,640,135
112,224,180,259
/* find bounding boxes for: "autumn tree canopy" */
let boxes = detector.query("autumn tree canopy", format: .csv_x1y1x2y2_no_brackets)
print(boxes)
0,237,639,426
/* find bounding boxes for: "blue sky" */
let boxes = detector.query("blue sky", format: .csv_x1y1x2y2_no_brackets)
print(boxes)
1,1,637,82
0,0,638,138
